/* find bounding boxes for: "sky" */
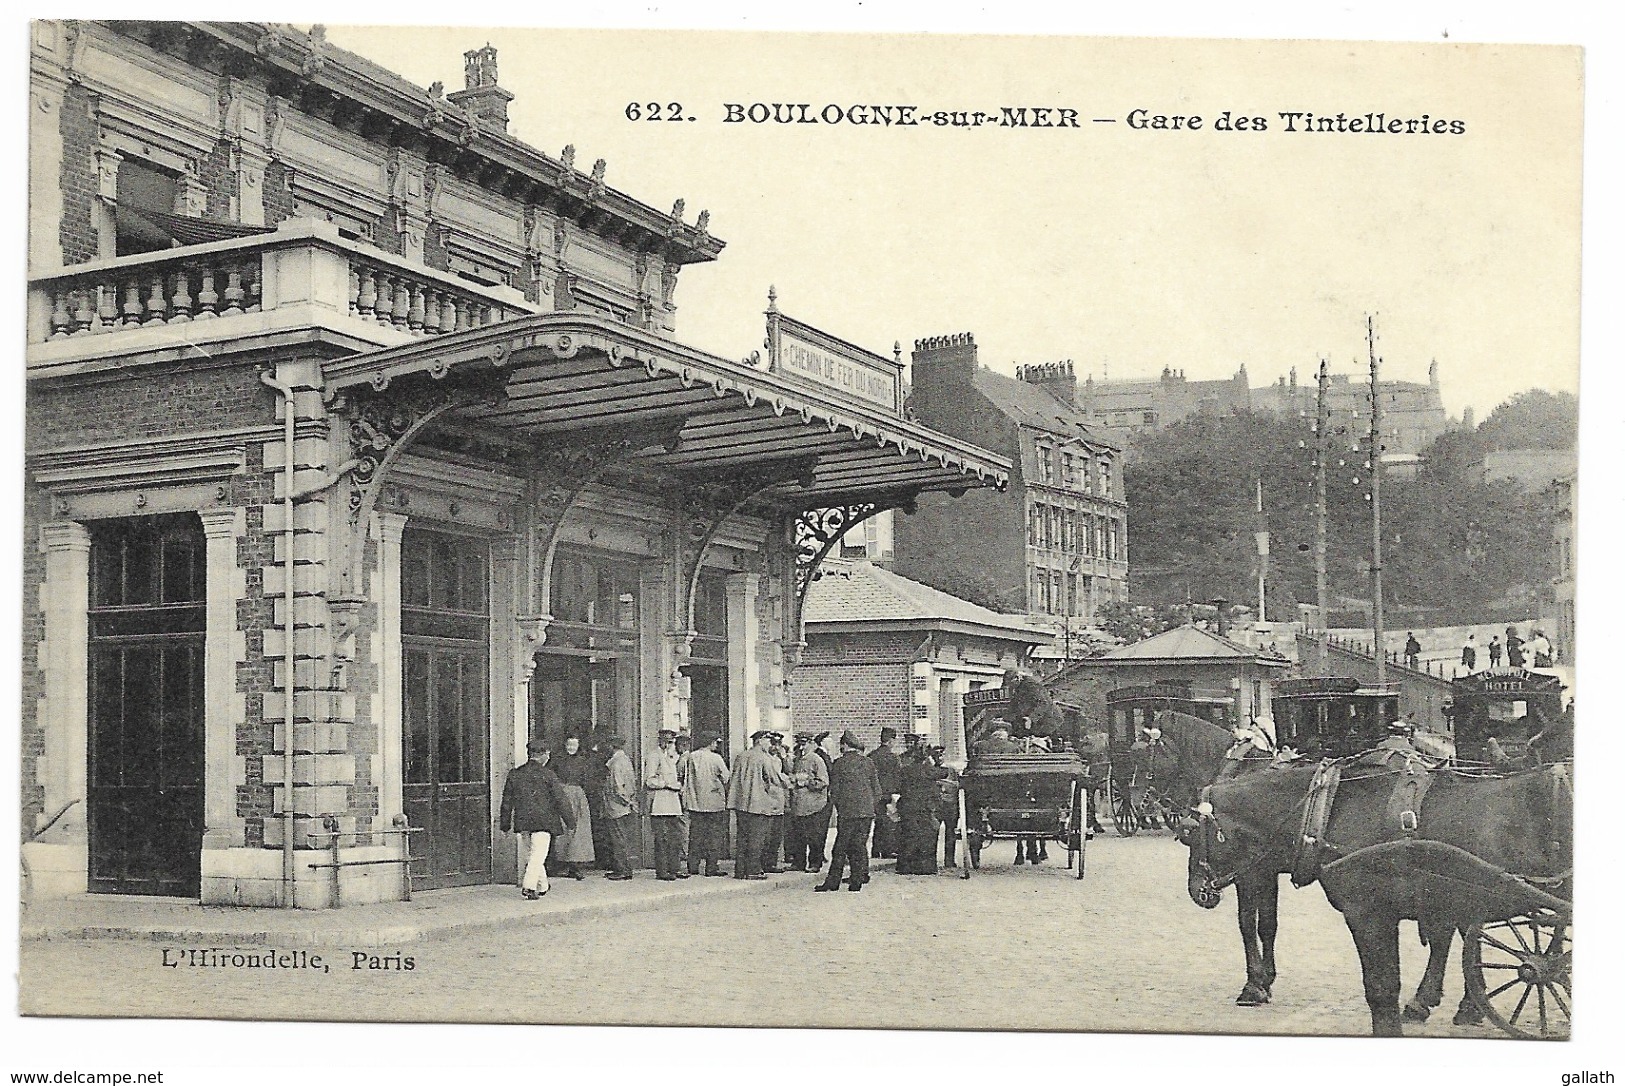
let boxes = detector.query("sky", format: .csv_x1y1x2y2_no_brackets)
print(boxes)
319,23,1583,422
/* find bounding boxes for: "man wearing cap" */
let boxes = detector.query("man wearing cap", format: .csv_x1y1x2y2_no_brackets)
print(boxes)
727,730,790,879
818,731,883,892
498,739,576,899
644,727,686,881
601,735,637,880
680,732,730,876
785,733,831,872
762,732,792,873
868,727,903,859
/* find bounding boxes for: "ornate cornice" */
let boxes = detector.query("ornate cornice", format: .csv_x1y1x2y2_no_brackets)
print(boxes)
104,21,725,267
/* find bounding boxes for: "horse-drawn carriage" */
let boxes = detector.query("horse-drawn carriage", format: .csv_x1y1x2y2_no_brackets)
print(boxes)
1271,676,1400,760
1106,683,1233,836
1188,667,1574,1039
955,679,1089,879
1445,667,1568,768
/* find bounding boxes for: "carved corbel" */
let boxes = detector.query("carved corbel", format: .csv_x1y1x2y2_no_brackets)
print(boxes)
515,613,554,682
329,596,365,661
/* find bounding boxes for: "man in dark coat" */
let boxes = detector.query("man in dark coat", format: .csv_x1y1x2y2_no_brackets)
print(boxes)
868,727,903,859
498,738,576,899
896,745,949,874
586,727,614,868
817,731,882,892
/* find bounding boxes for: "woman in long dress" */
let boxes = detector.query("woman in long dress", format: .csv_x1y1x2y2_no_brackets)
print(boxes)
550,735,596,879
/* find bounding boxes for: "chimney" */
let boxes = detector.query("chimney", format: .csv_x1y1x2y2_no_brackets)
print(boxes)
447,45,515,133
910,333,979,416
1018,359,1078,406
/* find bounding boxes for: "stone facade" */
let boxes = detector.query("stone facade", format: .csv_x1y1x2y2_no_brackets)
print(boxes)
1076,361,1455,458
895,337,1128,622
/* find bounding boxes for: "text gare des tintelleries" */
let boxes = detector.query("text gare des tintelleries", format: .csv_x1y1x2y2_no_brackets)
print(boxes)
626,101,1467,135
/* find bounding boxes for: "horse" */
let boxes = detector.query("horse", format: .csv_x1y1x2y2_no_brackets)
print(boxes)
1153,711,1285,1007
1185,759,1572,1036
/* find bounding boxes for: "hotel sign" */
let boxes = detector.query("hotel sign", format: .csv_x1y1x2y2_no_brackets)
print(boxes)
767,306,901,413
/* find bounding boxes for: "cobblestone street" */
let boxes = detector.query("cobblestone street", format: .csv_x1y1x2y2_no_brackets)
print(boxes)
20,834,1514,1040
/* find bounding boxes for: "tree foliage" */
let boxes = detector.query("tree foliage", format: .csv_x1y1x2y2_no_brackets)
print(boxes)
1474,389,1577,452
1123,400,1559,626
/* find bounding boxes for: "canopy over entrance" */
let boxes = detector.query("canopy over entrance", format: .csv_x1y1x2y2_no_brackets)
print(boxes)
325,313,1010,509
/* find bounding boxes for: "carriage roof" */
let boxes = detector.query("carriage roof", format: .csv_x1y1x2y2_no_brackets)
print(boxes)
1447,667,1565,700
1275,676,1399,702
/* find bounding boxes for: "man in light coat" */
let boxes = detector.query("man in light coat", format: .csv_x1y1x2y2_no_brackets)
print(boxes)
727,729,790,880
680,732,730,876
602,735,637,880
644,727,686,881
785,733,831,872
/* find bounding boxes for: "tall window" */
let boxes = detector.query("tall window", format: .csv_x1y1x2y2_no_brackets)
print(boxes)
115,159,181,257
1062,452,1076,490
1036,445,1054,485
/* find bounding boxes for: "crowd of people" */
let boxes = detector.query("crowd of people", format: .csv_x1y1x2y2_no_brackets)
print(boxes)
498,724,963,897
1458,625,1557,673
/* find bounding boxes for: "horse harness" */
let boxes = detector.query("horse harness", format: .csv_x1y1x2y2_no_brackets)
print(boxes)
1290,747,1435,887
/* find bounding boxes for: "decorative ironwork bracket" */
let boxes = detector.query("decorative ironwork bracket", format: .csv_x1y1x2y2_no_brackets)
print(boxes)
791,492,920,615
329,369,509,604
529,424,683,620
675,458,817,635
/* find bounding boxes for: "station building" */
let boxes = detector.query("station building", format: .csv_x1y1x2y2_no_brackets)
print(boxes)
23,20,1010,907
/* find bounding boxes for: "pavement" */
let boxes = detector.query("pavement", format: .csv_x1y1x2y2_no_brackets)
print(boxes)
20,864,831,947
17,836,1531,1039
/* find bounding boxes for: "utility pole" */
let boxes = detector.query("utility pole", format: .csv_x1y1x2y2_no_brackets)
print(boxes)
1367,316,1385,684
1315,358,1329,630
1254,477,1268,624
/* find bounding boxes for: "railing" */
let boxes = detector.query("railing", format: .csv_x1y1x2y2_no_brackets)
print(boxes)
1324,633,1464,681
347,255,516,335
45,252,262,337
30,217,539,348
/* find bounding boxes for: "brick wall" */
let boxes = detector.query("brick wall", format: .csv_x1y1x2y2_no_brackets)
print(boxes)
57,82,98,265
27,364,274,450
262,161,295,227
798,631,921,743
19,481,49,834
234,444,277,847
803,631,922,665
423,222,450,273
372,209,404,256
198,138,237,221
894,336,1028,606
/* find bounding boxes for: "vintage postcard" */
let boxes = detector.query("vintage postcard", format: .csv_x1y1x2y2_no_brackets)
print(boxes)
10,11,1599,1084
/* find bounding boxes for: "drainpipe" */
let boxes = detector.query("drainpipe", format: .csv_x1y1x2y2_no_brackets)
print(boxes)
260,369,298,907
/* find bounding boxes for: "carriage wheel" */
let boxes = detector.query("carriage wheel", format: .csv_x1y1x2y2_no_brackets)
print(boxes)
1111,782,1138,837
1462,912,1571,1040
